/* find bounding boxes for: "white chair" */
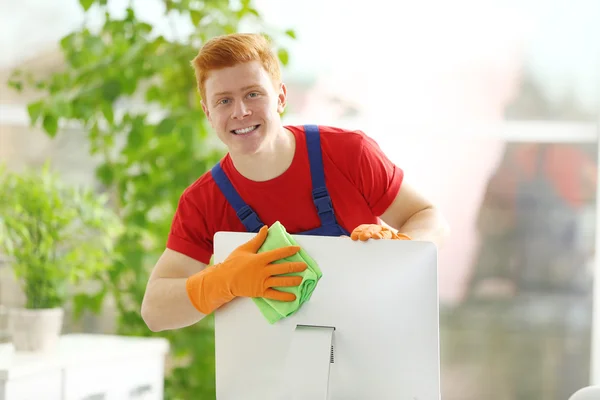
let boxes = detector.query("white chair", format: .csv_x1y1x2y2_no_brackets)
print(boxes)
569,386,600,400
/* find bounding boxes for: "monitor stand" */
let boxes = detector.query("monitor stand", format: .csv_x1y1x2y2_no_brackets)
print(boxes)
282,324,335,399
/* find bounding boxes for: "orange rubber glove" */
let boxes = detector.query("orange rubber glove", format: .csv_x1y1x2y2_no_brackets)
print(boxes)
186,225,308,315
350,224,411,241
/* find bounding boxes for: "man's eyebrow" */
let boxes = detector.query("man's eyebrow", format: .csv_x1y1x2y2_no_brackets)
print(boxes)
213,85,263,97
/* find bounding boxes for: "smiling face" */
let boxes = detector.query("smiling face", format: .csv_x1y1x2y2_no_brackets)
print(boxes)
201,61,287,157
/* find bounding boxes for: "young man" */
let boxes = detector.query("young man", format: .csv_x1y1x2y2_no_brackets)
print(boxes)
141,33,450,332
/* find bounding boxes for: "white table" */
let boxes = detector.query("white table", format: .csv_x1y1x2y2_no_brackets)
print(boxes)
0,334,169,400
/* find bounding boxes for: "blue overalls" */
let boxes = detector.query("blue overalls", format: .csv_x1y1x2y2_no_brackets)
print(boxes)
210,124,350,237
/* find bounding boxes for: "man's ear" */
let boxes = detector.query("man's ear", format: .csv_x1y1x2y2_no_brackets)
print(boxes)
201,100,211,121
277,83,287,114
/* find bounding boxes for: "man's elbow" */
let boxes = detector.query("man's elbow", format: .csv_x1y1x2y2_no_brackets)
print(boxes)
413,205,451,248
141,300,164,333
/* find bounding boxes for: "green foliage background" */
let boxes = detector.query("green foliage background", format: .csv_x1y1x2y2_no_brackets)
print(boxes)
8,1,295,398
0,163,123,310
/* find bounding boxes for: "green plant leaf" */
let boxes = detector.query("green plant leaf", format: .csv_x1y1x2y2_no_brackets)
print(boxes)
190,10,203,26
96,163,115,186
43,114,58,137
79,0,94,11
101,103,114,124
27,101,44,124
278,48,289,66
156,117,177,135
101,80,122,102
73,291,106,320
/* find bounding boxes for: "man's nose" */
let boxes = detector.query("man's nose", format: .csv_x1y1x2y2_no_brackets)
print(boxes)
231,100,251,119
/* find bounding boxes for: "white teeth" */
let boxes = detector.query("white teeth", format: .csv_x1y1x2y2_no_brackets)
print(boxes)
233,125,258,135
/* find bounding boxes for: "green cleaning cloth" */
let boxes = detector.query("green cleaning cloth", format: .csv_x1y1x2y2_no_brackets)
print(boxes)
253,221,322,324
208,221,322,324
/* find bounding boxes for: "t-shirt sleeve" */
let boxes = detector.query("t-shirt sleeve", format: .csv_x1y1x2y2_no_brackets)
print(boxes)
356,133,404,216
166,191,213,265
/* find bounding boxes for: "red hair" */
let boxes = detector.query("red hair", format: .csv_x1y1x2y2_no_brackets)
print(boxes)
191,33,281,101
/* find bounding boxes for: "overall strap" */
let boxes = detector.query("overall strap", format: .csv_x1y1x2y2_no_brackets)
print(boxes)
303,125,337,226
210,163,264,232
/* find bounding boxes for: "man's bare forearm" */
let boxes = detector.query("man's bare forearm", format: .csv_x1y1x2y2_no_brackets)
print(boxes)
141,277,207,332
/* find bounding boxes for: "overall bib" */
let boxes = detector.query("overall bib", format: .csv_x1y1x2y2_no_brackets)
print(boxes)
211,124,350,237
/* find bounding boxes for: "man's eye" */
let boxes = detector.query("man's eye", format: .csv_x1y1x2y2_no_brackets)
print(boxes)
248,92,259,98
218,99,230,105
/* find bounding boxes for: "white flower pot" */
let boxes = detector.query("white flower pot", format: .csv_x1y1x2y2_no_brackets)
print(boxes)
7,307,64,353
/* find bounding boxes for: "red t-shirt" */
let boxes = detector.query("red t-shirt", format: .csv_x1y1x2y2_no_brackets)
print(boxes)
166,125,404,264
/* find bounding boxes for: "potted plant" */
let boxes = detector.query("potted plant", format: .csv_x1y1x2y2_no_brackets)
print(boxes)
0,163,123,353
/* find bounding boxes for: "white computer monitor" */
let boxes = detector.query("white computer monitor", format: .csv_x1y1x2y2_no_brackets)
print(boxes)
213,232,440,400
